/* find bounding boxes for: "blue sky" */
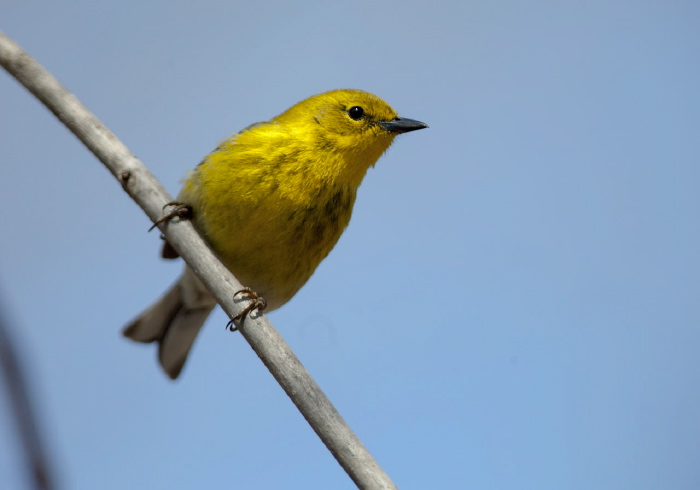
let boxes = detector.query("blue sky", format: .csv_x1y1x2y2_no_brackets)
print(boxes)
1,1,699,489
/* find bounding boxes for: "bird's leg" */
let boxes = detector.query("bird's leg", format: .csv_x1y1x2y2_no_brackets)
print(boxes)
148,202,193,232
226,288,267,332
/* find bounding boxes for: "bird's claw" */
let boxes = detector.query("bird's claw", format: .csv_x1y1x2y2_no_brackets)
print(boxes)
148,202,193,232
226,288,267,332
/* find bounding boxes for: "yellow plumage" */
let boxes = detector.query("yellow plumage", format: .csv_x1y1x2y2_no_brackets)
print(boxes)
124,89,427,379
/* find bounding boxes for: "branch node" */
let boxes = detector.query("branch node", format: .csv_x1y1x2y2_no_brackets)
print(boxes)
119,169,131,186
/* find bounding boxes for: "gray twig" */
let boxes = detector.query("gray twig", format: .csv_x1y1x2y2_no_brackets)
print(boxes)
0,31,397,490
0,305,55,490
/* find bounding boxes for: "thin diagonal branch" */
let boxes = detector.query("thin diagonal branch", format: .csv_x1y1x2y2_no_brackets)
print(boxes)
0,304,55,490
0,31,396,490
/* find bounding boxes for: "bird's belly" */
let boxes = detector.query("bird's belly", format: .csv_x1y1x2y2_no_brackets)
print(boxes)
201,188,356,311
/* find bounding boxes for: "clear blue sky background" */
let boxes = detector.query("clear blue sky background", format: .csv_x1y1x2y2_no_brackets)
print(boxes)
1,1,699,489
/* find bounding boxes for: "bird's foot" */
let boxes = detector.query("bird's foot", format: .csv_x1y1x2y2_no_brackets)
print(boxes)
226,288,267,332
148,202,193,232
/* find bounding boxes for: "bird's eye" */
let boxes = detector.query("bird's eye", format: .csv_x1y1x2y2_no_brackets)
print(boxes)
347,106,364,121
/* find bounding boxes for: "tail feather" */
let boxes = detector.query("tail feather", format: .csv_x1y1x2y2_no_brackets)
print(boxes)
123,282,183,343
123,268,216,379
157,303,214,379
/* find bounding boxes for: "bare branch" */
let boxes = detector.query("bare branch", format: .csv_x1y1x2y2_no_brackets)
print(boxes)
0,305,56,490
0,31,397,490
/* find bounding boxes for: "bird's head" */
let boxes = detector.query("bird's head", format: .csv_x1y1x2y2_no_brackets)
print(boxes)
276,89,427,157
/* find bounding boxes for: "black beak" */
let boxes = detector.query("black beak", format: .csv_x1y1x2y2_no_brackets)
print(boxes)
380,117,429,134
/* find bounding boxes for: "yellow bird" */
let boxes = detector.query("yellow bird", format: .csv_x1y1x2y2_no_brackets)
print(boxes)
124,89,427,379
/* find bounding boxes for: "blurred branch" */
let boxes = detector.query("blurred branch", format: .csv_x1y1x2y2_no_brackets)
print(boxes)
0,31,396,490
0,305,55,490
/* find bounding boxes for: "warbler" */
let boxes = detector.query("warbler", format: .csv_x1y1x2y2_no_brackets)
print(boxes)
124,89,427,379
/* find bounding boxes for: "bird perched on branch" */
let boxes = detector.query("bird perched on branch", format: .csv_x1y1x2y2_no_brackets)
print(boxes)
124,89,427,379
